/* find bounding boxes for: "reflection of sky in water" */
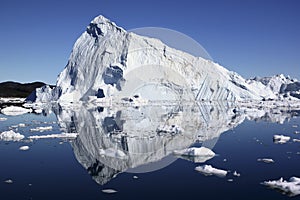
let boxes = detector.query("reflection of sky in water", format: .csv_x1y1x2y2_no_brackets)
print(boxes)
0,105,299,199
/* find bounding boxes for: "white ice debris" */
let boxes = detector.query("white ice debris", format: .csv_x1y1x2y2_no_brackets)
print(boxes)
173,147,215,157
263,177,300,197
19,146,30,151
0,130,24,141
18,123,26,127
0,117,7,121
28,133,78,139
233,171,241,177
195,165,227,177
1,106,32,116
273,135,291,144
102,189,118,194
4,179,13,184
293,139,300,142
257,158,275,163
99,148,127,159
30,126,53,132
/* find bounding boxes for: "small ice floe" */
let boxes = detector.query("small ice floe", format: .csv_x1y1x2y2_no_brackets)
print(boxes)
0,130,24,141
273,135,290,144
19,146,30,151
4,179,13,184
133,176,138,179
257,158,275,163
292,125,298,128
28,133,78,139
156,124,183,135
34,109,43,114
99,148,126,159
233,171,241,177
18,123,26,127
263,177,300,197
195,165,227,177
1,106,32,116
0,117,7,121
102,189,118,194
173,147,215,163
30,126,53,132
227,179,234,182
293,139,300,143
295,131,300,134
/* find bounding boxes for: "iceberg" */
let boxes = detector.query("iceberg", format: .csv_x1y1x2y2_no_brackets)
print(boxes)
263,177,300,197
173,147,215,157
0,130,24,141
26,15,300,104
273,135,290,144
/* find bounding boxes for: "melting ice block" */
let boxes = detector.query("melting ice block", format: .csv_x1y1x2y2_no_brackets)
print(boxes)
263,177,300,197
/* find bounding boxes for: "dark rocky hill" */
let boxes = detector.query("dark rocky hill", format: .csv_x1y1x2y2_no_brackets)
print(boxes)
0,81,53,97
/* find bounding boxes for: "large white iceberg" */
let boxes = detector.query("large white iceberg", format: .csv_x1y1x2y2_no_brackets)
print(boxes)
26,15,300,104
195,164,227,177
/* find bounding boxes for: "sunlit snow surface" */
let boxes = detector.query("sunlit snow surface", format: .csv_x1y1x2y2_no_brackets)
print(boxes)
0,101,300,199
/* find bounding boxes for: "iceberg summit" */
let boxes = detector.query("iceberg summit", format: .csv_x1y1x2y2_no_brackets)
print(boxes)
27,15,300,103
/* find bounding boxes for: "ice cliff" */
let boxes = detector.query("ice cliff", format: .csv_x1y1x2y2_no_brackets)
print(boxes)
26,15,300,103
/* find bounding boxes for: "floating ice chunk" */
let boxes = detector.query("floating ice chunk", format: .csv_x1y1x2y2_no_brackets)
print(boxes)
30,126,53,132
19,146,30,151
195,165,227,177
295,131,300,134
293,139,300,142
273,135,290,144
174,147,215,157
99,148,126,159
292,125,298,128
0,130,24,141
34,109,43,114
233,171,241,177
257,158,275,163
263,177,300,197
0,117,7,121
28,133,78,139
102,189,118,194
4,179,13,184
18,123,26,127
1,106,32,116
133,176,138,179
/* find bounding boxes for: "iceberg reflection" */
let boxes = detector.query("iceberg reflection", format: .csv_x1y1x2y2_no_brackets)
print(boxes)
52,102,245,185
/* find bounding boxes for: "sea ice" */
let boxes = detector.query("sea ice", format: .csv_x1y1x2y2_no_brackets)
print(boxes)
30,126,53,132
293,139,300,142
1,106,32,116
19,146,30,151
273,135,290,144
28,133,78,139
0,130,24,141
195,165,227,177
263,177,300,197
18,123,26,127
4,179,13,184
257,158,275,163
102,189,118,194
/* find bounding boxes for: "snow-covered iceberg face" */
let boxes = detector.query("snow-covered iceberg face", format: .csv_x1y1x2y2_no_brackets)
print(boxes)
27,14,300,104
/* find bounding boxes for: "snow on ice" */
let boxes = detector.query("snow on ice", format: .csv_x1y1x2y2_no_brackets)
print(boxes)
257,158,275,163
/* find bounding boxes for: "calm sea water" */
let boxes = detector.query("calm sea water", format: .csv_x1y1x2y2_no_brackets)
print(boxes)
0,104,299,200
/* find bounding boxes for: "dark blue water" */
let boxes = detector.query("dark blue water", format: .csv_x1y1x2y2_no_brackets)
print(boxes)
0,107,299,200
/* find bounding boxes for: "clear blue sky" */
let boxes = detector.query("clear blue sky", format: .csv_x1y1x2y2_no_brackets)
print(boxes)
0,0,299,84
